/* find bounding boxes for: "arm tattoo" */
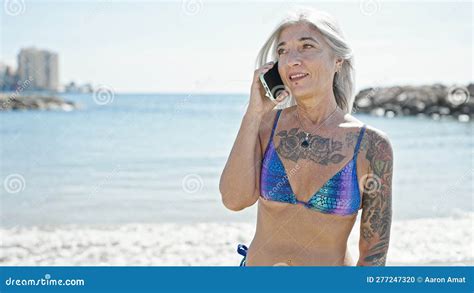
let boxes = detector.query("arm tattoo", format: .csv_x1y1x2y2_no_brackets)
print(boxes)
275,128,346,165
358,129,393,266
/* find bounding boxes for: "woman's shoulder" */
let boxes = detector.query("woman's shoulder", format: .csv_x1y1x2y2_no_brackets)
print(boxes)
343,113,391,141
258,108,281,136
342,113,393,159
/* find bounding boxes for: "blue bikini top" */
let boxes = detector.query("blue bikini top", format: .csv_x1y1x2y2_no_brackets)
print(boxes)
260,109,366,216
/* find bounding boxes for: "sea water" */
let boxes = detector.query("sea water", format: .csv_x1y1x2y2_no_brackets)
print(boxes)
0,93,472,227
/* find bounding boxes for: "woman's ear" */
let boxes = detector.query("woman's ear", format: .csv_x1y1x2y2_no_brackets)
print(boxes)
335,58,344,72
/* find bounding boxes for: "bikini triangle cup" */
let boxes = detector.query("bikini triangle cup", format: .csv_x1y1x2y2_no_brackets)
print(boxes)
260,109,367,216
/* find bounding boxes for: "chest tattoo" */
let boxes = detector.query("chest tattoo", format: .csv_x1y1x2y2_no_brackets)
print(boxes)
274,127,346,165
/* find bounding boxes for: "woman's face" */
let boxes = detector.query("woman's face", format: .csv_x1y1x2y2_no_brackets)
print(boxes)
277,22,341,99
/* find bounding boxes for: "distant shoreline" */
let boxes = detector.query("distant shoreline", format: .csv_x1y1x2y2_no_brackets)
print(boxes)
0,83,472,122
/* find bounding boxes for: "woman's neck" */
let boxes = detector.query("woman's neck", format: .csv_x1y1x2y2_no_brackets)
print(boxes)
294,93,340,125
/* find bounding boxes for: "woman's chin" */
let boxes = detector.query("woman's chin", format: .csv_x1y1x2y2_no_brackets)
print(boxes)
289,87,311,99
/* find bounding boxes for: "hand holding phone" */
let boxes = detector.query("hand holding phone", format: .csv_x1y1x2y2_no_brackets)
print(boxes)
259,61,287,103
247,61,288,116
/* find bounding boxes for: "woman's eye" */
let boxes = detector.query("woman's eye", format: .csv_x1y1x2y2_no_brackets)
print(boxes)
303,44,314,49
277,48,286,55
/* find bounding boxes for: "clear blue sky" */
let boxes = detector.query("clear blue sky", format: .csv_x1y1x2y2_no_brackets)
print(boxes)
1,0,472,93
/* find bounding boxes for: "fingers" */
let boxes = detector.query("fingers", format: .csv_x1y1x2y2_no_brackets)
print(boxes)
272,90,289,105
276,90,289,101
253,61,276,83
262,61,275,70
260,61,275,71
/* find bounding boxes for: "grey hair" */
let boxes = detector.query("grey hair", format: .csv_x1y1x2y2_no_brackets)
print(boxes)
255,7,356,113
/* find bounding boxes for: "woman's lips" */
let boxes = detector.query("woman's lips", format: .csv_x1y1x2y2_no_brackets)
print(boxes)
290,73,309,83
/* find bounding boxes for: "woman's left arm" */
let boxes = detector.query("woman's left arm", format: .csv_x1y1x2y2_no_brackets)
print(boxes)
357,129,394,266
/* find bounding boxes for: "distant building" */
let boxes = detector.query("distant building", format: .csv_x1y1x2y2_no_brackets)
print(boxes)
0,63,18,92
17,47,59,92
0,63,7,90
64,81,93,93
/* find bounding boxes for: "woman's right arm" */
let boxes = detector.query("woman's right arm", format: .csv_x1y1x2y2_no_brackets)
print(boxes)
219,61,288,211
219,111,264,211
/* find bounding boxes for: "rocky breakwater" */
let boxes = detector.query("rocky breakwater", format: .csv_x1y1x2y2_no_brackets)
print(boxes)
0,94,79,111
353,83,473,122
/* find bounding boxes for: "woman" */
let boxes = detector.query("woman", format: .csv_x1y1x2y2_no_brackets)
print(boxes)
219,8,393,266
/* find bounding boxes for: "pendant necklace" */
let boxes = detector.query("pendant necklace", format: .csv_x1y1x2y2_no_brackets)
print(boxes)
295,105,339,149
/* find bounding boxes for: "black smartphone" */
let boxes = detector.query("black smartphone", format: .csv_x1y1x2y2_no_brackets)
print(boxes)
259,61,285,102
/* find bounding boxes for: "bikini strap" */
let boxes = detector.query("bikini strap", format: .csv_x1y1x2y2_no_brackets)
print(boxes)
354,124,367,158
269,109,283,141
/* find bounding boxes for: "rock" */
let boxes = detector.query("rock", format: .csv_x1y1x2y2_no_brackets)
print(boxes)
354,83,472,120
458,114,470,122
0,95,78,112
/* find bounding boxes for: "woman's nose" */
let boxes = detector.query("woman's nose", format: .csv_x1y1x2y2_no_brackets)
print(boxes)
285,51,302,67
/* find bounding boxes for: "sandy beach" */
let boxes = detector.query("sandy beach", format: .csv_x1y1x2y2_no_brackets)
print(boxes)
1,212,472,266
